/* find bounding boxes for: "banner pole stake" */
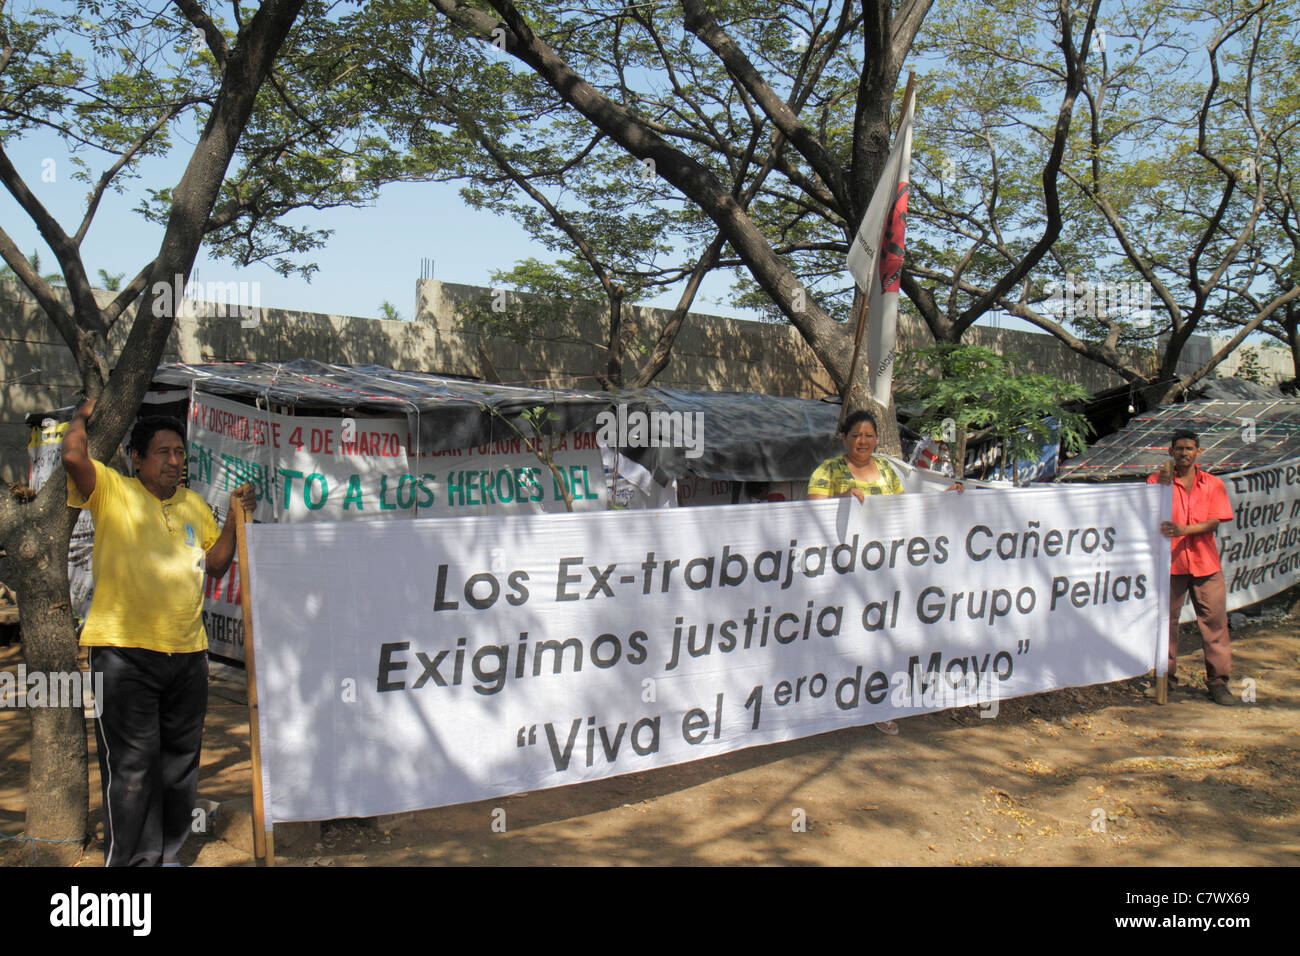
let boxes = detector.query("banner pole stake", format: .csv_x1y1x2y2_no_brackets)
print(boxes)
234,501,275,866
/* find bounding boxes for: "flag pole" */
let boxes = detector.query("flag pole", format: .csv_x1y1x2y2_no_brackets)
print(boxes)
839,291,871,430
840,70,916,427
234,500,275,866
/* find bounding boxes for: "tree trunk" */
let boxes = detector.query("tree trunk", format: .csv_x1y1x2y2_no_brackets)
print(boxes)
12,497,86,862
597,290,625,389
839,287,899,455
840,378,900,457
1141,377,1179,410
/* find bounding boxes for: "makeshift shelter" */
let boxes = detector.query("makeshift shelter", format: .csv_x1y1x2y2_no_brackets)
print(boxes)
143,359,844,490
1056,397,1300,481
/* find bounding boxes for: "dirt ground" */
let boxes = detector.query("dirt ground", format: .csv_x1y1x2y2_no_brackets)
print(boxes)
2,600,1296,867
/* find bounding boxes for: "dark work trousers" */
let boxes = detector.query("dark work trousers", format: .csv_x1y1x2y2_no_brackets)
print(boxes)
1168,572,1231,689
89,646,208,867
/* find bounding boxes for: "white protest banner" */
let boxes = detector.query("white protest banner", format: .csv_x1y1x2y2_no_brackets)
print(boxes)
186,392,278,521
1177,457,1300,621
184,394,276,661
424,435,606,515
246,483,1170,823
186,391,606,522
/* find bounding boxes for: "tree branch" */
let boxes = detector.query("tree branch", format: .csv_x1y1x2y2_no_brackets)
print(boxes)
426,0,854,386
679,0,850,211
947,0,1102,339
0,143,104,337
75,103,190,246
1179,283,1300,394
173,0,231,68
0,224,76,350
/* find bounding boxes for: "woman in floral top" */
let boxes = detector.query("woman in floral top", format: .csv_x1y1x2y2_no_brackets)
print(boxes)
807,410,904,501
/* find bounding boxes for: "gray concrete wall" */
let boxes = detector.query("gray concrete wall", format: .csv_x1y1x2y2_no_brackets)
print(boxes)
1206,337,1294,384
419,279,837,396
421,279,1134,397
2,276,1137,483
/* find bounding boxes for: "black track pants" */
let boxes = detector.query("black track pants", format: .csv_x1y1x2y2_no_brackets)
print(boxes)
89,646,208,867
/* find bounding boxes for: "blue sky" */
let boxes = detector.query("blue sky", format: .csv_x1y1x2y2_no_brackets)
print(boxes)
1,123,762,323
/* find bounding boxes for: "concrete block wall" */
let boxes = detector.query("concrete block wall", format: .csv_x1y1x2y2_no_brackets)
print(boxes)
419,279,837,396
1206,337,1294,384
2,276,1149,482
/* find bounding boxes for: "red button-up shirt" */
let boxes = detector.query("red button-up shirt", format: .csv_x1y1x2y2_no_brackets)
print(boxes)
1147,466,1233,576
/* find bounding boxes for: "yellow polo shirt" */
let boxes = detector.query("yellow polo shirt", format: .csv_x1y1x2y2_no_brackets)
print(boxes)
68,459,218,652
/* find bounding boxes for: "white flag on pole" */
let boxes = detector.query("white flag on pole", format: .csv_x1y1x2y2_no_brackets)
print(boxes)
845,91,915,405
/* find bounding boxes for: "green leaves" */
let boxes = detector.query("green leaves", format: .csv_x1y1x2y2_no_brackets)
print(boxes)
897,343,1091,474
1,1,400,284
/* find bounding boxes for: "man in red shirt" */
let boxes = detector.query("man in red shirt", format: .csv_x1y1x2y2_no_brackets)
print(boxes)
1148,430,1236,705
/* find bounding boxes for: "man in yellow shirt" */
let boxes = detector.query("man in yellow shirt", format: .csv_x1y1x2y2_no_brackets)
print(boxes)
63,398,254,866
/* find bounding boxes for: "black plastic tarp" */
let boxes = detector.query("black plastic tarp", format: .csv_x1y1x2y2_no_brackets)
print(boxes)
605,387,839,484
146,360,843,485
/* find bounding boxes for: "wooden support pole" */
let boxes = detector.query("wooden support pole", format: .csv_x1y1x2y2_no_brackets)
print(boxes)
234,502,275,866
838,290,871,430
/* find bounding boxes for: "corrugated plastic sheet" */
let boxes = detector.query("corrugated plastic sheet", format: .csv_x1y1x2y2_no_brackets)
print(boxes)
1057,399,1300,481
